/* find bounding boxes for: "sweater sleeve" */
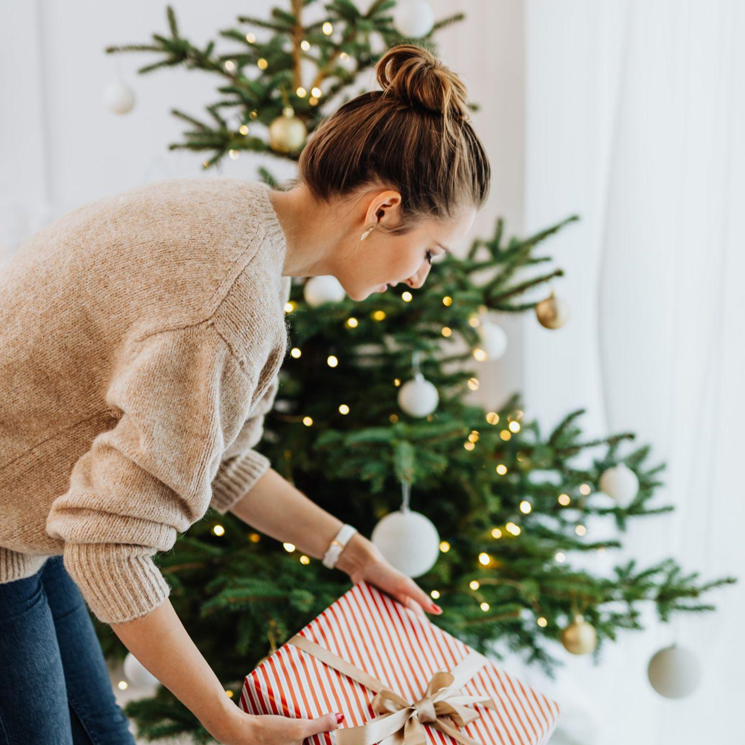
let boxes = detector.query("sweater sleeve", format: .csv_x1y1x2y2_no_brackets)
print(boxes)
208,372,281,515
45,322,258,624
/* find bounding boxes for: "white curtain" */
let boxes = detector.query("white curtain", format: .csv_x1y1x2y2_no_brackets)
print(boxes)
519,1,745,743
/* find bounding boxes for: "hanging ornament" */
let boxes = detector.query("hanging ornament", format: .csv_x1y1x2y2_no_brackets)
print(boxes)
103,81,136,114
303,275,346,306
397,351,438,417
269,106,307,153
123,652,159,687
599,463,639,507
371,481,440,577
392,0,435,38
477,310,508,360
561,613,597,655
535,289,570,329
647,644,702,699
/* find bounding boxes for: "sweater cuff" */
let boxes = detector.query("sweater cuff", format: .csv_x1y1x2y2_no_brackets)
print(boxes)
210,449,271,515
63,543,171,624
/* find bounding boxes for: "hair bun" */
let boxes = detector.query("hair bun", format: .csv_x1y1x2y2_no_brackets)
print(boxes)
375,43,470,121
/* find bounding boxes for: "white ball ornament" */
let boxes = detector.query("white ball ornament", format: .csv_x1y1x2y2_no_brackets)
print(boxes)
477,319,508,360
647,644,702,699
599,463,639,507
398,373,439,417
371,508,440,578
392,0,435,38
303,275,346,306
123,651,159,687
103,81,136,114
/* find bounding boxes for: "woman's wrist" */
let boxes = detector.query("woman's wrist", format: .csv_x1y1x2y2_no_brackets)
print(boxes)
334,532,379,578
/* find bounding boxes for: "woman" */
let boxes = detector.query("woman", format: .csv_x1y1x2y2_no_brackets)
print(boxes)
0,43,490,745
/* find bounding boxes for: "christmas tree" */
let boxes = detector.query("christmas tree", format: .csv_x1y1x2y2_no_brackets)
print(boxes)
103,2,736,742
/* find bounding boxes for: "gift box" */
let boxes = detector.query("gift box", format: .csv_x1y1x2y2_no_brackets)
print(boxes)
239,580,560,745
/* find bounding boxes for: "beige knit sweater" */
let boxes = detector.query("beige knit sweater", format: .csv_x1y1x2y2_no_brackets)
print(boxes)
0,177,292,624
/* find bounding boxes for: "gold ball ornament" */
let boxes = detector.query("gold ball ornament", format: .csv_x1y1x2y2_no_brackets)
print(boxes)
269,107,307,153
561,613,597,655
535,290,570,329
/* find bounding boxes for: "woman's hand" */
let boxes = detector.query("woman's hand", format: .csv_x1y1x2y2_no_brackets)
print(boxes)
338,534,443,619
215,708,344,745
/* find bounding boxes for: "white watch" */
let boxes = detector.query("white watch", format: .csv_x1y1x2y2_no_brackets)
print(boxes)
322,524,358,569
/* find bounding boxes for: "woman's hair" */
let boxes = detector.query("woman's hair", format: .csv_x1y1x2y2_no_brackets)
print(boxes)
297,43,491,233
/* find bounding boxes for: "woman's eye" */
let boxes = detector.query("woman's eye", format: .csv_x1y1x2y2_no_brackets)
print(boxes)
425,250,434,265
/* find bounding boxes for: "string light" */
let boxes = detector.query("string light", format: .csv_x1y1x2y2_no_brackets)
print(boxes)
309,97,318,106
303,416,313,426
520,500,532,514
340,51,349,60
430,590,441,599
250,110,258,119
491,528,502,539
496,464,508,475
327,355,338,367
296,86,307,97
393,378,401,386
338,404,350,415
576,525,587,536
248,533,261,543
505,522,521,536
372,310,386,321
468,431,479,443
322,21,333,34
500,430,512,441
285,301,295,313
290,347,301,358
555,551,566,562
300,39,310,51
442,296,452,306
480,602,490,612
118,681,128,690
439,541,450,552
509,421,521,433
473,348,487,361
558,493,571,506
283,542,296,552
478,552,491,566
212,524,225,536
470,580,480,590
464,442,475,451
402,291,413,302
226,689,234,697
246,33,256,43
537,617,548,628
239,124,249,135
441,327,452,337
467,378,479,390
311,86,322,98
300,555,310,564
202,161,210,169
229,150,239,160
468,316,480,328
224,60,236,72
389,414,399,423
486,411,500,424
579,483,592,495
346,317,358,328
257,58,268,70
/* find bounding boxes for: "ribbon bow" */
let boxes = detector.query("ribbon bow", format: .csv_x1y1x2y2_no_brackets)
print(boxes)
288,633,499,745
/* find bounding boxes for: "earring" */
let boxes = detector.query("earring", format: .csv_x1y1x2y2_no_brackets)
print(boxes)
360,226,374,241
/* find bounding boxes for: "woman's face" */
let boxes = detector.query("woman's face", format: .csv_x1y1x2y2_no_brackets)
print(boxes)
333,189,477,302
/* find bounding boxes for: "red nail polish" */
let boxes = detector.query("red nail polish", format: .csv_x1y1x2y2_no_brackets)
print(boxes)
433,604,443,613
336,712,345,723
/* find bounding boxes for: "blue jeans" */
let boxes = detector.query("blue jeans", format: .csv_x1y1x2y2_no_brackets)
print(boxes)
0,556,136,744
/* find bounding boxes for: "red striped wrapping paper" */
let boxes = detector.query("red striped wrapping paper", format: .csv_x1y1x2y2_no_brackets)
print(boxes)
239,580,560,745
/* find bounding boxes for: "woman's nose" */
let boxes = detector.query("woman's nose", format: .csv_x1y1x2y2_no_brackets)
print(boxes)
406,262,431,289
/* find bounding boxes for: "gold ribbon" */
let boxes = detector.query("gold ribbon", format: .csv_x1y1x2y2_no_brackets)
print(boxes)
288,633,499,745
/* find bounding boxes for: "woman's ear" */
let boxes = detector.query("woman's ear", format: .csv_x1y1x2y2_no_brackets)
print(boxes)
364,189,402,229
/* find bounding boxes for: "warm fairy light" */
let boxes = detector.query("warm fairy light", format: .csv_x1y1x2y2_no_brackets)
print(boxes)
202,161,210,169
300,555,310,564
246,33,256,43
296,86,307,97
303,416,313,426
439,541,450,552
229,150,239,160
500,430,512,441
496,464,508,475
430,590,441,599
340,51,349,60
257,58,268,69
468,378,479,390
283,542,296,552
520,500,532,514
558,493,571,506
470,580,480,590
118,681,128,690
291,347,301,358
468,431,479,443
478,552,491,566
473,348,487,361
249,533,261,543
389,414,399,423
442,326,452,337
464,441,475,451
486,411,500,425
226,689,235,698
224,60,236,72
576,525,587,536
373,310,386,321
506,522,521,536
322,21,333,34
537,617,548,628
580,483,592,495
300,39,310,50
393,378,401,386
327,355,338,367
239,124,249,135
309,97,318,106
509,421,521,433
469,316,481,328
346,317,358,328
402,291,413,302
311,87,322,98
555,552,566,562
213,524,225,536
480,602,490,612
285,301,295,313
491,528,502,539
338,404,349,415
250,110,258,119
442,296,452,306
